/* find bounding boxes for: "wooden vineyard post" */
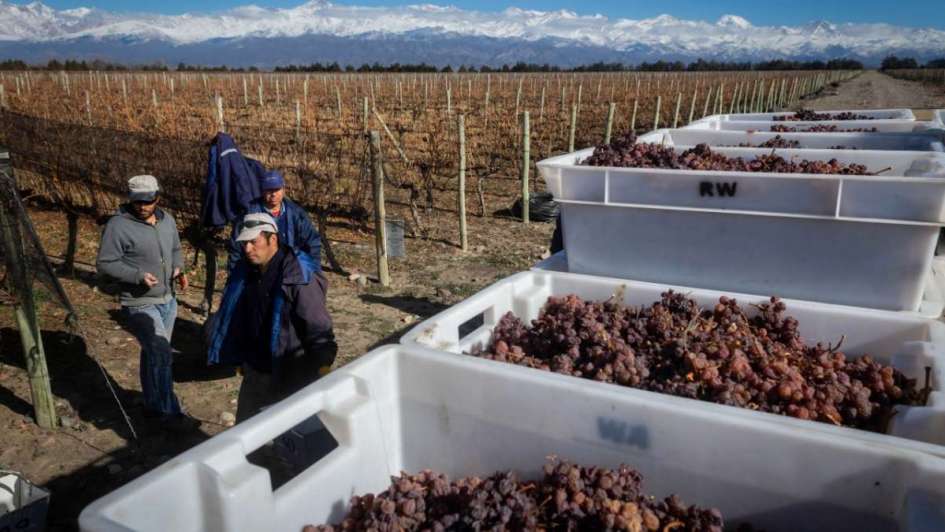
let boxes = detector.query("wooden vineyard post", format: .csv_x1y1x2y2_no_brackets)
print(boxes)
215,95,225,132
0,84,6,109
672,92,681,129
568,104,577,152
362,97,369,133
85,90,92,126
604,102,616,144
538,85,546,122
368,131,390,287
521,111,530,224
121,79,127,105
702,86,712,117
653,95,661,130
576,83,583,115
295,100,301,142
729,84,738,114
258,82,264,106
687,89,697,124
152,89,158,108
335,86,342,118
243,77,248,106
0,154,57,429
630,98,638,132
303,78,309,107
457,114,468,251
446,86,452,115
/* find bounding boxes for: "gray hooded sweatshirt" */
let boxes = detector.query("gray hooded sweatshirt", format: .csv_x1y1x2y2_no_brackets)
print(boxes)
96,206,183,307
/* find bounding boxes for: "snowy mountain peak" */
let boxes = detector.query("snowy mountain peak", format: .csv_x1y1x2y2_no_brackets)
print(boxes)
0,1,940,66
717,15,752,29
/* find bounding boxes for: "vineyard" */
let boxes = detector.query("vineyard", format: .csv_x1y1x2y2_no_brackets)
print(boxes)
0,69,849,283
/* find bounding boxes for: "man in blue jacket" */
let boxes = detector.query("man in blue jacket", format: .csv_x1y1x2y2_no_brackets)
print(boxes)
209,213,336,421
226,170,321,274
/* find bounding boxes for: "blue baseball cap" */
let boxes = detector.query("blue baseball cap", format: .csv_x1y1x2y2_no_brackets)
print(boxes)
259,170,284,191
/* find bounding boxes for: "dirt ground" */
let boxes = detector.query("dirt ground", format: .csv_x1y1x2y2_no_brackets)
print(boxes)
805,70,945,116
0,70,940,530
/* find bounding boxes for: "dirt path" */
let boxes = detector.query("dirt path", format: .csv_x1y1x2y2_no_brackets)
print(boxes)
804,70,945,113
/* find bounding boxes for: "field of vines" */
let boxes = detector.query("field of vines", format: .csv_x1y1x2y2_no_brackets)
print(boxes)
0,69,850,273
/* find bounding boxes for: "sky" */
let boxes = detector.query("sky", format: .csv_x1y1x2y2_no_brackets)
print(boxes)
19,0,945,30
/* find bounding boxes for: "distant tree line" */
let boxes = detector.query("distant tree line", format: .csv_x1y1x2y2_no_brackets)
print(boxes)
881,56,945,70
274,58,866,73
0,56,882,73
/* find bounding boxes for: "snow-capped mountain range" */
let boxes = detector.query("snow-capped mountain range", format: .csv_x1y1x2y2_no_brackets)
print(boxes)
0,1,942,67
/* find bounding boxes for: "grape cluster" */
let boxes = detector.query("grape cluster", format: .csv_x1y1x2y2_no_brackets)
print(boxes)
770,124,879,133
736,135,801,148
582,134,869,175
772,110,874,121
472,293,930,432
304,458,730,532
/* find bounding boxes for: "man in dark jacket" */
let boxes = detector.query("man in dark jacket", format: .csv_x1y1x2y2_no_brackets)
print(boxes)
96,175,197,431
209,213,336,421
226,170,321,274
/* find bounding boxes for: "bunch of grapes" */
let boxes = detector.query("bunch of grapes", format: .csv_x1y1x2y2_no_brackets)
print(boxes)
736,135,801,148
472,293,929,432
770,124,879,133
773,110,874,121
582,134,869,175
304,458,729,532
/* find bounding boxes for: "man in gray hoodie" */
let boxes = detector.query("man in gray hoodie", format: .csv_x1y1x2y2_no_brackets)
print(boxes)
96,175,197,431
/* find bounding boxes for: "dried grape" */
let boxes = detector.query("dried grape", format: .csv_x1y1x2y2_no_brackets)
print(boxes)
582,133,869,175
306,458,730,532
772,110,874,121
471,293,929,433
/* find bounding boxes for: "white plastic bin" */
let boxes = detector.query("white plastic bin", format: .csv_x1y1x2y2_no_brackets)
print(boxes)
81,345,945,532
537,147,945,223
554,199,939,311
686,119,942,134
532,251,945,320
699,109,916,121
401,270,945,451
636,128,945,151
0,472,50,532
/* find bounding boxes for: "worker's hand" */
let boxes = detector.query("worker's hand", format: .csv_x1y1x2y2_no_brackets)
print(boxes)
143,272,159,288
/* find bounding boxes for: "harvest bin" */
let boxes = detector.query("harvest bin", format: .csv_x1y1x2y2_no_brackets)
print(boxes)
401,270,945,454
531,251,945,320
81,345,945,532
686,119,943,134
636,128,945,151
698,109,917,121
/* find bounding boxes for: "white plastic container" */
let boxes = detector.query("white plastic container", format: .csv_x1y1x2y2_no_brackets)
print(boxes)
0,472,50,532
532,251,945,320
687,119,941,134
81,345,945,532
700,109,916,121
537,147,945,223
636,128,945,151
401,270,945,451
556,199,939,311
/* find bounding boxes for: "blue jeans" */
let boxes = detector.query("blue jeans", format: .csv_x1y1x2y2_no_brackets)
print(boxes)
124,298,182,417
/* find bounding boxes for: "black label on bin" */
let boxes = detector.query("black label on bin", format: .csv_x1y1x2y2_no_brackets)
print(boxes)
597,417,649,449
699,181,737,197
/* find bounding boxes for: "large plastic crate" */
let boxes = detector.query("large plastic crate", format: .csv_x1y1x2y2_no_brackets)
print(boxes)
699,109,916,121
81,345,945,532
537,147,945,223
531,251,945,320
636,128,945,151
557,199,938,311
687,119,942,134
401,270,945,452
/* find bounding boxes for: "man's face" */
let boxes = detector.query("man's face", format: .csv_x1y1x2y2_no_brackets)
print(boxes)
262,187,284,210
131,197,158,220
242,232,278,266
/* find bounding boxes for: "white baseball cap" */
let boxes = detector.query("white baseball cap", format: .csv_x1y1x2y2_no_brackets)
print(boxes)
128,174,159,202
235,212,278,243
